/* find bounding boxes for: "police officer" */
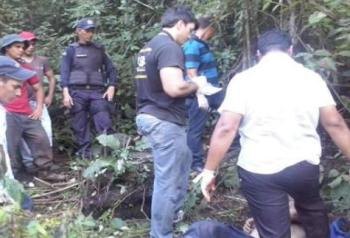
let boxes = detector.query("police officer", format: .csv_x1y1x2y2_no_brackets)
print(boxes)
60,18,118,159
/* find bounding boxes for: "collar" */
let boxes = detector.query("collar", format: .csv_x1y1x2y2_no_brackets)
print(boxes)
159,30,176,42
191,35,209,48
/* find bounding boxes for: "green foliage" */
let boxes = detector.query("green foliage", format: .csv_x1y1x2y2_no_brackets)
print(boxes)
2,177,28,208
83,134,132,181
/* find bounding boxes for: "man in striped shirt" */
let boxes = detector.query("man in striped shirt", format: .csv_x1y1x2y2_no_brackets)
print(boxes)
183,17,225,172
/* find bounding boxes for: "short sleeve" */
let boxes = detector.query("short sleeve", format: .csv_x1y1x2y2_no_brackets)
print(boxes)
27,75,40,85
21,64,40,85
218,75,247,115
314,75,336,108
157,43,184,70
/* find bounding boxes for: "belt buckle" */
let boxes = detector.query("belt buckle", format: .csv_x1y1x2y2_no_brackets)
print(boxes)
86,85,90,90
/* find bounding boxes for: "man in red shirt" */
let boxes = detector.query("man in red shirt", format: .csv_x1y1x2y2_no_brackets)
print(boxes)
0,34,63,181
18,31,56,171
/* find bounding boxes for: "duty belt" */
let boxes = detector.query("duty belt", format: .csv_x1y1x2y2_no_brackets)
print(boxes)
69,85,105,90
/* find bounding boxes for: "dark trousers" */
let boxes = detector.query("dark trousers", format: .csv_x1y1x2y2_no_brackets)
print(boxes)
238,161,329,238
6,112,52,172
70,90,114,156
186,90,225,168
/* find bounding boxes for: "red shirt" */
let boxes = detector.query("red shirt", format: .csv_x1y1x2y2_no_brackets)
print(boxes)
5,63,40,115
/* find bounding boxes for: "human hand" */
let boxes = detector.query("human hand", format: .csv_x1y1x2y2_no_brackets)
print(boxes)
62,88,74,108
44,95,53,107
28,106,43,120
102,86,115,101
243,217,255,234
191,76,207,89
193,169,216,202
196,93,209,111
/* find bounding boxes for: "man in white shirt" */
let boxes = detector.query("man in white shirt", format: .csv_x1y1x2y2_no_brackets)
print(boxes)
199,29,350,238
0,56,35,205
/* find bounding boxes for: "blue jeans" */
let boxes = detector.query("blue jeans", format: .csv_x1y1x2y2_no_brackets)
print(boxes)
186,90,225,168
136,114,192,238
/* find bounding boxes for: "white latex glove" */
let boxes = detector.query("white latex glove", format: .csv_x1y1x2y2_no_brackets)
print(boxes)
191,76,208,89
193,169,216,202
191,76,222,96
196,93,209,111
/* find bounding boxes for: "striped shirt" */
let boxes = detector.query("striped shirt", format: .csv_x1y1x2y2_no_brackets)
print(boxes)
183,36,219,86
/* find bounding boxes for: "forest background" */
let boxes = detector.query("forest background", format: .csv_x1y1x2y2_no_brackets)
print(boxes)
0,0,350,237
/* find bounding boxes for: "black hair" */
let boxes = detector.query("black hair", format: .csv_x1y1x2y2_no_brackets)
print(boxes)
161,5,198,29
1,41,29,55
197,17,213,29
257,29,292,55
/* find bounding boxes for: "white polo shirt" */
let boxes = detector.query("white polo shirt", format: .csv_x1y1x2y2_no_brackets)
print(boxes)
0,105,13,179
219,51,335,174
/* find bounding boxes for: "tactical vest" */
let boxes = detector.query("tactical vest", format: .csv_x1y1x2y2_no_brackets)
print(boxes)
69,42,105,87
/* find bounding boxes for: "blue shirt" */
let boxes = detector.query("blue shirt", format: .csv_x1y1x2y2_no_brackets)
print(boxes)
183,36,219,86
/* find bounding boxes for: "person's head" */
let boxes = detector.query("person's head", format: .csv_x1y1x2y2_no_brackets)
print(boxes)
75,18,96,44
19,31,37,56
0,34,27,60
257,29,292,57
0,56,35,104
195,17,216,41
161,5,198,44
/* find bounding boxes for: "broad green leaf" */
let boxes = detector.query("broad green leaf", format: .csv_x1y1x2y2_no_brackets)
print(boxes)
83,159,113,180
328,169,340,178
308,11,327,25
328,176,343,188
97,134,121,149
337,51,350,57
111,218,127,230
317,57,337,71
314,49,332,57
2,177,26,206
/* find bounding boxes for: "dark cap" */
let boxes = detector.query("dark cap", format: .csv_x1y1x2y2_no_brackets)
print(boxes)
0,34,27,52
76,19,96,30
0,56,36,81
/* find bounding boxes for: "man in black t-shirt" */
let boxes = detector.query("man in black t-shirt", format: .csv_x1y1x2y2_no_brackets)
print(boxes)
135,6,201,238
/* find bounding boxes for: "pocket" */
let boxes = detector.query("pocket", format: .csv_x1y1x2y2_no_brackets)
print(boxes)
135,114,161,136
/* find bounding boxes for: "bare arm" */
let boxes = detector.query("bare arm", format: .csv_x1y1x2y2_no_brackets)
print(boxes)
200,111,242,201
205,111,242,170
29,82,45,120
320,105,350,160
160,67,198,97
44,69,56,106
186,68,198,78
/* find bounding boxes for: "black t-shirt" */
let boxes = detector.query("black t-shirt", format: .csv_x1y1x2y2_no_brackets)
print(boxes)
135,32,187,125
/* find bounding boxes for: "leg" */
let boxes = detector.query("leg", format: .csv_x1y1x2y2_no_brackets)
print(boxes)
21,118,52,169
70,90,91,157
6,113,24,173
20,103,52,169
238,167,291,238
186,97,208,170
136,114,192,238
89,96,114,135
277,162,329,238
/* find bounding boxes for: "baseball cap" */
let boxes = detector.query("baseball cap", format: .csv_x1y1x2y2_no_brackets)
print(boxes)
76,19,96,30
0,56,36,81
0,34,27,53
19,31,37,41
